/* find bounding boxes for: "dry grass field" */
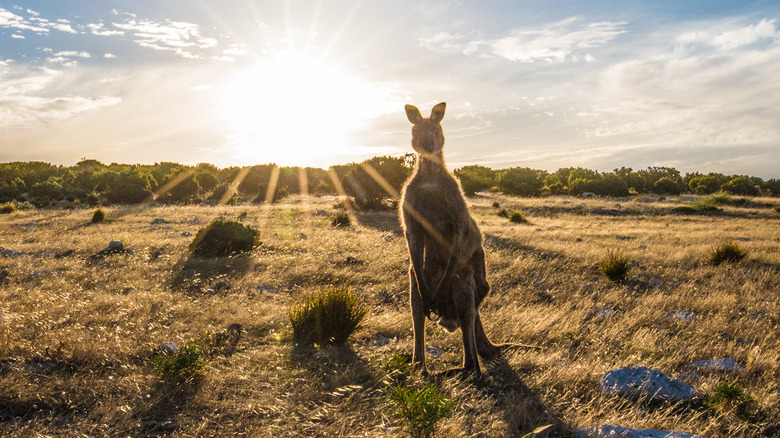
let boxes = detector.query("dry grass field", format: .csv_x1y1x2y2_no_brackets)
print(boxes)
1,193,778,437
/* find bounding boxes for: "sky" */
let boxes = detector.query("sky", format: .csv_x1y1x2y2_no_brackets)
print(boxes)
1,1,779,178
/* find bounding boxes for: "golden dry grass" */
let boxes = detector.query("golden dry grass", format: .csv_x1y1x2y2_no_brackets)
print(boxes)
0,194,778,437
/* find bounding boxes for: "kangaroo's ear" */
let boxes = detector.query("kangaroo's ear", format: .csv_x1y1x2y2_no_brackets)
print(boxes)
405,104,423,124
430,102,446,123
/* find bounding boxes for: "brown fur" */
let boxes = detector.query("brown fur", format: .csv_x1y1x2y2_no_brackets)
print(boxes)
400,102,503,374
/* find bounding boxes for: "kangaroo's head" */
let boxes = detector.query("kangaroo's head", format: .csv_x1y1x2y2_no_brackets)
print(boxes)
405,102,446,158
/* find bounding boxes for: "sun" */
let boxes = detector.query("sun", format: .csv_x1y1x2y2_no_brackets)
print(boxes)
215,51,395,168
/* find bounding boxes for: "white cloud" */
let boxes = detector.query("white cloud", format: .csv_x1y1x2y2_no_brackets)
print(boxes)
420,17,627,63
222,45,250,56
54,51,91,58
11,33,24,39
584,19,780,151
111,18,219,59
678,18,778,50
0,7,78,34
0,66,121,128
103,53,117,59
87,22,125,36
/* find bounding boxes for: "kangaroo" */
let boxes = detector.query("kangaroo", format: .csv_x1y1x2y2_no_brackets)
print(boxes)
400,102,506,375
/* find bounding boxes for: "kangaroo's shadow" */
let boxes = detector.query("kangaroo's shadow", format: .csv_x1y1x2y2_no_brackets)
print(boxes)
474,355,576,437
134,377,202,435
353,208,403,236
169,253,254,294
482,233,565,261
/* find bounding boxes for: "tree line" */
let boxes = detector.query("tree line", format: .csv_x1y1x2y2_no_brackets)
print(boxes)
0,157,777,209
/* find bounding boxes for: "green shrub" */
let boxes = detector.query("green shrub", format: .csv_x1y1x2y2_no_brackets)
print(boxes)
151,343,204,379
509,210,529,224
91,208,105,223
288,285,367,345
600,251,631,282
388,384,452,438
331,212,351,227
189,219,258,257
383,353,413,386
704,382,763,422
708,242,748,265
491,202,500,209
0,203,15,214
497,209,509,218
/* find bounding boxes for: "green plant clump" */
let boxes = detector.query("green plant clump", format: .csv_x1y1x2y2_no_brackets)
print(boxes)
704,382,763,422
708,242,748,265
509,210,529,224
0,203,16,214
151,343,205,380
388,384,452,438
497,209,509,218
189,219,259,257
288,285,368,345
331,212,351,227
91,208,105,223
600,251,631,282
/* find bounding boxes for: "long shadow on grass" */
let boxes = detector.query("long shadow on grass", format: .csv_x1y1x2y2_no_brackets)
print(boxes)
483,233,566,261
353,209,403,235
477,356,576,436
169,254,253,294
134,377,202,435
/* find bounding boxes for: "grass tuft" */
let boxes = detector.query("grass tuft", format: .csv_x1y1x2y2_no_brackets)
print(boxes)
189,219,258,257
331,212,351,227
91,208,105,223
0,202,16,214
599,251,631,282
708,242,748,265
387,384,452,438
151,343,205,380
509,210,529,224
288,285,367,345
704,382,763,422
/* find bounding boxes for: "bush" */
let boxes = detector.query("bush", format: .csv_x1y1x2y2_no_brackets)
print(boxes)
151,343,205,380
388,384,452,438
491,202,500,208
91,208,105,223
331,212,351,227
189,219,259,257
383,354,413,386
342,156,411,210
0,203,16,214
454,165,496,196
721,176,759,197
708,242,748,265
653,177,683,195
704,382,763,422
288,285,368,345
600,251,631,282
509,210,529,224
497,167,543,197
497,209,509,218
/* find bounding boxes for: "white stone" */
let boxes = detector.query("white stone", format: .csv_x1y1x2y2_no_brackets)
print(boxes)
692,358,741,371
600,366,700,402
576,425,705,438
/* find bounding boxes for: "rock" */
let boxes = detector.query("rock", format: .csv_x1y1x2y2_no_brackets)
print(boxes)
736,237,750,242
533,290,553,303
345,256,363,265
595,208,622,216
425,346,445,358
313,209,327,216
373,335,392,347
181,231,192,237
579,283,593,293
582,192,597,199
692,358,741,372
257,284,279,294
151,218,167,224
54,249,76,259
26,237,35,243
600,366,700,402
666,310,695,323
98,241,124,255
591,305,619,321
159,342,179,355
0,247,23,258
615,234,632,240
32,270,53,278
575,425,705,438
638,244,648,250
212,281,231,292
